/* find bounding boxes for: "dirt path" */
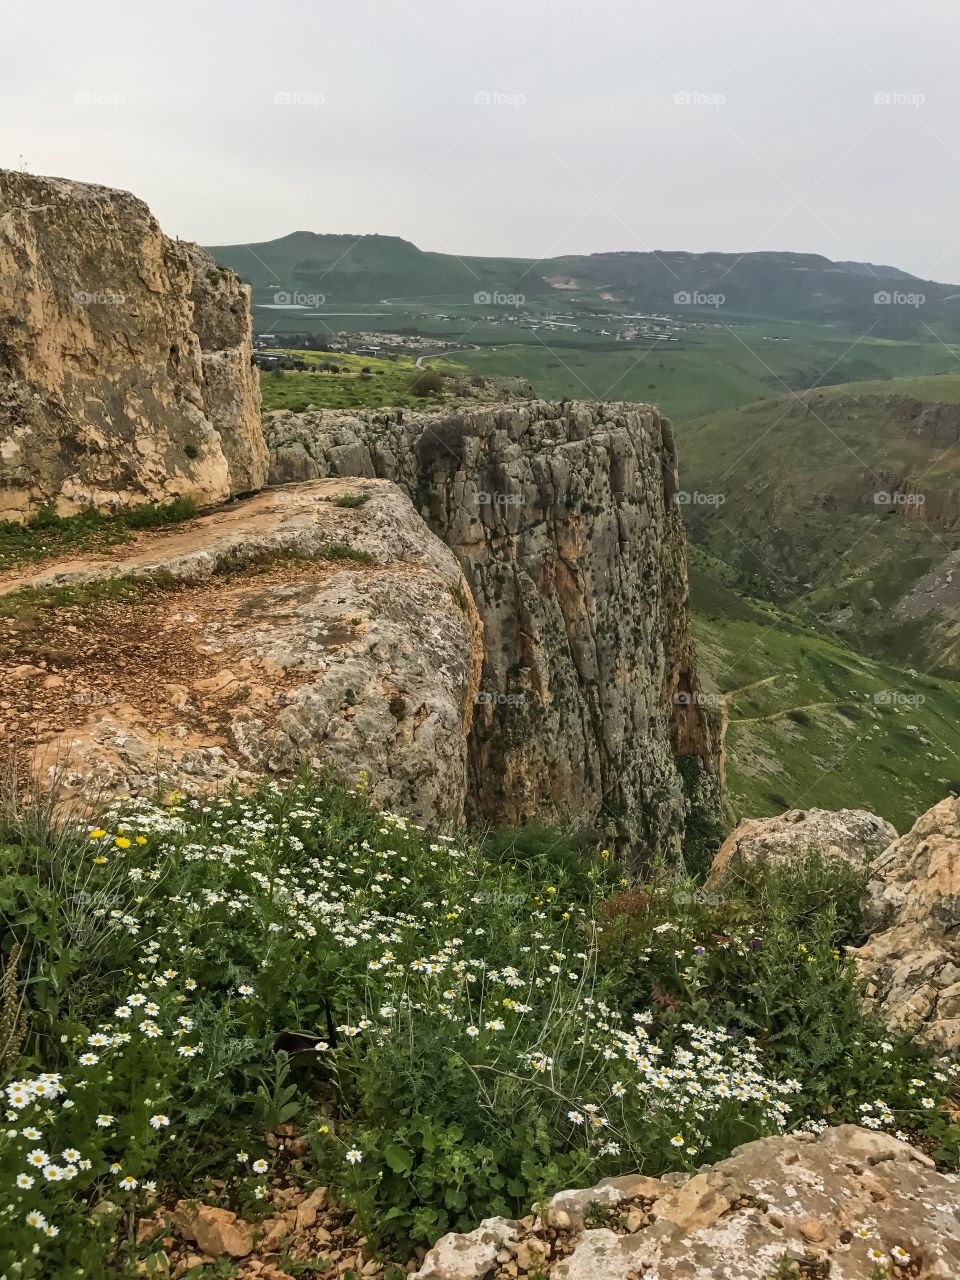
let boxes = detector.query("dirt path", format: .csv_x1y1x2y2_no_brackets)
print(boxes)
0,482,364,597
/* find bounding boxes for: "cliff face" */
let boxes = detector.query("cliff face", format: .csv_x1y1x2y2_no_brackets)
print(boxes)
266,400,721,858
0,171,267,519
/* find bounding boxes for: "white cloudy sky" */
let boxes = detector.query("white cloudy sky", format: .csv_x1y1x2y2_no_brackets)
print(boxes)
3,0,960,280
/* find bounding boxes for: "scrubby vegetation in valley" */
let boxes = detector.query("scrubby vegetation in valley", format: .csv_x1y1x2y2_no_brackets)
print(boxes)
259,352,457,413
1,775,957,1278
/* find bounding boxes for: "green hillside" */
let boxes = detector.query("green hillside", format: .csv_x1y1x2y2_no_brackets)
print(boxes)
207,233,960,339
451,327,960,424
678,374,960,673
690,550,960,832
258,349,461,412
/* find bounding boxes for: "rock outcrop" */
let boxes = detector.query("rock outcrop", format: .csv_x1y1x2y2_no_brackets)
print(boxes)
705,806,896,889
415,1126,960,1279
0,479,482,826
265,401,721,859
857,795,960,1057
0,170,268,518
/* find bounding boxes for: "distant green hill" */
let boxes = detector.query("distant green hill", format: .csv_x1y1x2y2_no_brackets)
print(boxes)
205,234,960,338
690,549,960,831
205,231,539,308
678,373,960,674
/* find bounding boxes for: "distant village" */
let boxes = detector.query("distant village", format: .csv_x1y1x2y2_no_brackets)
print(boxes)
251,331,461,369
251,306,708,366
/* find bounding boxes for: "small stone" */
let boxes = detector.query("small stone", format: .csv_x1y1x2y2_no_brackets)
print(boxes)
516,1238,550,1270
625,1207,646,1233
799,1215,825,1242
136,1210,167,1244
172,1202,253,1258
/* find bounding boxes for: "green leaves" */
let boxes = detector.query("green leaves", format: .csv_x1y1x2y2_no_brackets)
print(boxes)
384,1144,414,1174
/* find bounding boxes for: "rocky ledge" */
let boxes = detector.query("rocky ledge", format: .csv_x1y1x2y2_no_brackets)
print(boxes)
265,400,722,859
0,480,482,825
858,795,960,1057
415,1126,959,1279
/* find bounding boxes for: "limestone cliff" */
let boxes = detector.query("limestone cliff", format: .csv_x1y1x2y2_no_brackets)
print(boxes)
266,400,721,859
0,170,267,518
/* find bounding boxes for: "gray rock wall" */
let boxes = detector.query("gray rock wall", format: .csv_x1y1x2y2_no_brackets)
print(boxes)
265,400,721,859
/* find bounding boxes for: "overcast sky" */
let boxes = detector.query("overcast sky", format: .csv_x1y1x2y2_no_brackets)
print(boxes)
3,0,960,280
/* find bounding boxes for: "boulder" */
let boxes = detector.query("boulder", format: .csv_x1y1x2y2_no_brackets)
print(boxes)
857,795,960,1056
706,807,896,889
173,1202,253,1258
415,1217,521,1280
0,169,268,518
414,1125,960,1278
0,479,483,827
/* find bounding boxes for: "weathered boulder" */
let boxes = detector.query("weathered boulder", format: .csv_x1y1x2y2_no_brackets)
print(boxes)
0,170,268,518
857,795,960,1056
265,401,721,859
705,806,896,889
414,1126,960,1278
173,1202,253,1259
0,479,482,826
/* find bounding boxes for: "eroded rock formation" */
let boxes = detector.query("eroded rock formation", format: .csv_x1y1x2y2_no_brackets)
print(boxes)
0,170,268,518
705,806,897,890
0,479,482,826
857,794,960,1057
265,400,722,858
415,1126,960,1279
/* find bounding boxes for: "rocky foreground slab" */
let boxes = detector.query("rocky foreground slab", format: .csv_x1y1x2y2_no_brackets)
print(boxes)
858,795,960,1057
415,1126,960,1279
0,479,482,824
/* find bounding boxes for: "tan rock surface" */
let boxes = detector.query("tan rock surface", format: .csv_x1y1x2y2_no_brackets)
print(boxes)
857,795,960,1056
706,806,896,890
0,479,482,826
0,169,267,518
173,1202,253,1258
414,1125,960,1278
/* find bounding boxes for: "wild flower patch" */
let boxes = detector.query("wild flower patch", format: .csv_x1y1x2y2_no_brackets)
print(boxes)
0,779,957,1276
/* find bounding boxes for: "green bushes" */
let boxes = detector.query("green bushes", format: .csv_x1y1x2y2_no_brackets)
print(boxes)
0,498,199,569
0,780,957,1277
598,855,959,1162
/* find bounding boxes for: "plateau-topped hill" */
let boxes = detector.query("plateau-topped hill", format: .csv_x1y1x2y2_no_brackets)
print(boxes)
0,170,267,519
206,231,960,335
678,373,960,674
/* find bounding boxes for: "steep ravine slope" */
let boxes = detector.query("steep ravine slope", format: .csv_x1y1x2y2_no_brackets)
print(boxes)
0,170,267,518
677,376,960,674
266,401,722,858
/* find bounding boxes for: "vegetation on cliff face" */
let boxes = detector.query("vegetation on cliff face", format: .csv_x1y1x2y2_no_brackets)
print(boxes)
2,776,957,1277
